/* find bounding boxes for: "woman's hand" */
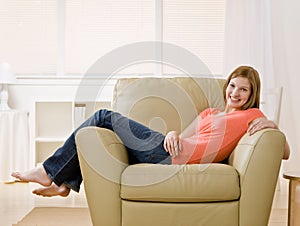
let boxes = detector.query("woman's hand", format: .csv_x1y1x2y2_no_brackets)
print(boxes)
248,117,290,160
247,117,278,136
163,131,182,158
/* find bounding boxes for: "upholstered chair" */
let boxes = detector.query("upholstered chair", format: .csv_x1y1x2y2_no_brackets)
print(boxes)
76,77,285,226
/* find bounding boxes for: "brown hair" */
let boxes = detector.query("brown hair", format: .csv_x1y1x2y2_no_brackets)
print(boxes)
223,66,261,110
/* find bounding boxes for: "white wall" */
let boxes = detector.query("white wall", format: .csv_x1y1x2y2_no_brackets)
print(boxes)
271,0,300,171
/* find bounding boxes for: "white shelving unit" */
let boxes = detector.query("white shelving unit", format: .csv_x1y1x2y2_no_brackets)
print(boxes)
34,101,111,164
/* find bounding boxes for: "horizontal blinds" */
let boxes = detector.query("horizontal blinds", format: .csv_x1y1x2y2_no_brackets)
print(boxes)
0,0,57,74
65,0,155,75
163,0,225,76
0,0,225,76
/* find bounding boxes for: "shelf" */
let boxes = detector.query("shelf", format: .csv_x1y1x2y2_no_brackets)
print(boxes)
35,101,73,138
36,141,64,163
34,100,111,164
35,137,68,142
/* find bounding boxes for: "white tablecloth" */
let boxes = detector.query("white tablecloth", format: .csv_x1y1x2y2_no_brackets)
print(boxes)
0,110,29,181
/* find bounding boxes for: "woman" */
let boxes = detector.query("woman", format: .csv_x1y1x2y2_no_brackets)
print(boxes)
12,65,290,197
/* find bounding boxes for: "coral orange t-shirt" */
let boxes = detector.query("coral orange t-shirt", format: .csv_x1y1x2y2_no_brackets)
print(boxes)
172,108,265,164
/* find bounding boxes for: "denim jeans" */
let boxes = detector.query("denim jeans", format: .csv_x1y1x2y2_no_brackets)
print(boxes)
43,109,171,192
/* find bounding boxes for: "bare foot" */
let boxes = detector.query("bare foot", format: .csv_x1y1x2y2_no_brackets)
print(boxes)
11,165,52,187
33,183,70,197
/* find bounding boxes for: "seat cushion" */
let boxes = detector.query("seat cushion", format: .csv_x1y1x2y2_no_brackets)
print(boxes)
121,163,240,202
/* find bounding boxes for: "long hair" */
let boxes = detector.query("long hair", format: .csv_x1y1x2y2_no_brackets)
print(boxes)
223,66,261,110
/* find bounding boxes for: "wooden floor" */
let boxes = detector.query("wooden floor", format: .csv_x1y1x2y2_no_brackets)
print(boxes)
0,177,289,226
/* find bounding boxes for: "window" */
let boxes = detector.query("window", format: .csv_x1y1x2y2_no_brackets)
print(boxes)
163,0,225,75
0,0,225,76
0,0,57,74
65,0,155,74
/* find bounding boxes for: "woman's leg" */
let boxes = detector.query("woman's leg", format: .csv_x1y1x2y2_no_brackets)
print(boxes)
14,109,170,193
45,109,171,191
98,110,171,165
32,183,70,197
11,165,52,186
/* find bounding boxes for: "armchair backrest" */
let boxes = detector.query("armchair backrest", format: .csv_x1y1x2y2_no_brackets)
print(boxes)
112,77,226,134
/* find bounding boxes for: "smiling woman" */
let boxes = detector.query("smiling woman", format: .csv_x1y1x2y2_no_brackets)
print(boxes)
225,77,251,112
223,65,261,111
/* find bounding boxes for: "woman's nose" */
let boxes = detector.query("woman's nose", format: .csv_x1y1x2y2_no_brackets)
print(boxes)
232,88,239,96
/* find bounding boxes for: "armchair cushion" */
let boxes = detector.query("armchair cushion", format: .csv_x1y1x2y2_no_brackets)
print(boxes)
112,77,225,134
121,163,240,202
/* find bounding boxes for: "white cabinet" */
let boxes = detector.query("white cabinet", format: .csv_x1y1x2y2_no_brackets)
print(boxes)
34,101,110,164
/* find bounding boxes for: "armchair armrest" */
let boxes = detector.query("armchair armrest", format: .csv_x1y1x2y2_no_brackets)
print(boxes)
228,128,286,226
76,126,129,226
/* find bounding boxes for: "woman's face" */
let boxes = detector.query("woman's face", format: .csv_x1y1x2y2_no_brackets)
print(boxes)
225,76,251,112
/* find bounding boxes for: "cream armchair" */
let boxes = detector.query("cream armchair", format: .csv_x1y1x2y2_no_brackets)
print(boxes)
76,77,286,226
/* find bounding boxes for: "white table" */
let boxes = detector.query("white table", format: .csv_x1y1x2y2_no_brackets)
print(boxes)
0,110,29,182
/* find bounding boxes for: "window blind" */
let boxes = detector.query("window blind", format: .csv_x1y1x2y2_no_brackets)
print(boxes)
0,0,57,74
65,0,155,75
0,0,225,76
163,0,225,76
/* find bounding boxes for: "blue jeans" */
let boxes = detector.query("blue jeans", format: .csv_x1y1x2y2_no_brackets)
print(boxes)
43,109,171,192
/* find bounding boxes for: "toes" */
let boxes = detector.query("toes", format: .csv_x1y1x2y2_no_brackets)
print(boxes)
11,172,20,179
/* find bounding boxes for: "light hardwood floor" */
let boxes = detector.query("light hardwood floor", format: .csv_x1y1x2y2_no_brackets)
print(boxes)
0,177,288,226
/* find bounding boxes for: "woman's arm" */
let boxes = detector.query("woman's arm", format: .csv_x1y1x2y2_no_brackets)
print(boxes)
164,115,202,157
247,117,290,160
283,142,291,160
